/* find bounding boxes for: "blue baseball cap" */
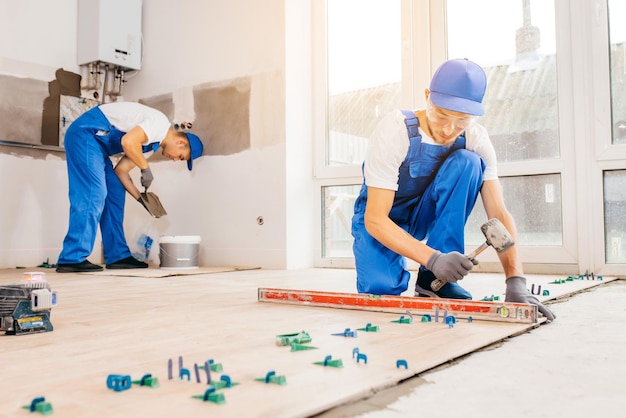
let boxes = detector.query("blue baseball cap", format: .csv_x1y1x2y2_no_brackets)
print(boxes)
185,132,204,171
429,58,487,116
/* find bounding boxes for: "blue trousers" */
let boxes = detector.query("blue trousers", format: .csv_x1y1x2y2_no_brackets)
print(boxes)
352,150,484,295
58,119,132,265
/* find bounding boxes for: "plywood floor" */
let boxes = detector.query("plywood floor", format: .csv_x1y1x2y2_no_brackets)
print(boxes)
0,268,613,418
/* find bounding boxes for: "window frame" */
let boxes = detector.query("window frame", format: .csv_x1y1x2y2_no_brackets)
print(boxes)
313,0,626,277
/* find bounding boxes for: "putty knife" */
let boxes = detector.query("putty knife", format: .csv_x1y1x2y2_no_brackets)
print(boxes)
139,189,167,218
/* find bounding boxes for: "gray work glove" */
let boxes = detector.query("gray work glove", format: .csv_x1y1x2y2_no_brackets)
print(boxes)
505,276,556,322
426,250,474,283
140,166,154,190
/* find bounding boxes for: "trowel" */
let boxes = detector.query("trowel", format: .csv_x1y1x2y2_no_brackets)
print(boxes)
139,188,167,218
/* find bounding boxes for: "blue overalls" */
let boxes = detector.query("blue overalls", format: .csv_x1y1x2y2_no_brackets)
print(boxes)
351,110,486,295
57,106,160,265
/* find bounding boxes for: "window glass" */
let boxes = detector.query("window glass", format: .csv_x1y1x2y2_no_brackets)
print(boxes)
326,0,402,167
322,185,361,257
604,170,626,263
446,0,563,246
608,0,626,144
465,175,563,246
447,0,559,163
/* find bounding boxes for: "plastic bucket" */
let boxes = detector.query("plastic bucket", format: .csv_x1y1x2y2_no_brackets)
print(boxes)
159,235,201,269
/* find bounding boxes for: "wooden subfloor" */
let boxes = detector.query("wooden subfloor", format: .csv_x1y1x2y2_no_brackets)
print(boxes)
0,268,612,418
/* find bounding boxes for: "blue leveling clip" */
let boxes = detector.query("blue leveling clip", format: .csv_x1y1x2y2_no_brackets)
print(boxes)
331,328,357,337
351,346,370,363
107,374,132,392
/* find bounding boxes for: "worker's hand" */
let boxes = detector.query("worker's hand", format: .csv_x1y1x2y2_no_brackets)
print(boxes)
505,276,556,322
140,166,154,190
426,250,474,283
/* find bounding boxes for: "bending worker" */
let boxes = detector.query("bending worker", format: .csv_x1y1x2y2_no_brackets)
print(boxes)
351,58,555,321
56,101,204,273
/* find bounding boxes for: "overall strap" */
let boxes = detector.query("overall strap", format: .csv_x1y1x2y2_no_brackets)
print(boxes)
451,134,466,150
401,109,466,154
400,110,419,141
142,142,160,153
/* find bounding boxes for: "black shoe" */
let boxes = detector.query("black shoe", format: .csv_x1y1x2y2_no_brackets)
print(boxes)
56,260,103,273
106,256,149,269
414,268,472,299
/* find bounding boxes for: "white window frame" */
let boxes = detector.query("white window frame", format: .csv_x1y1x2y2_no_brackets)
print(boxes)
313,0,626,277
586,0,626,276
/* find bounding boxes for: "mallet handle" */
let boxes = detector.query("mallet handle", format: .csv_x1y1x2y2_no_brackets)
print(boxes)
430,242,489,292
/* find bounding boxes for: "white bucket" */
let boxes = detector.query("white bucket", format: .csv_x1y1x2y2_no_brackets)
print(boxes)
159,235,201,270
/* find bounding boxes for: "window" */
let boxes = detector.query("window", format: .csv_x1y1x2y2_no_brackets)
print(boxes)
315,0,626,275
445,0,564,248
319,0,403,264
322,184,361,257
608,0,626,145
326,0,402,168
604,1,626,264
604,170,626,263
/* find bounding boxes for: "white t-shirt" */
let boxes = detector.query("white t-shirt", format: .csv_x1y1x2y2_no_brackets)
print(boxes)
364,109,498,191
99,102,171,146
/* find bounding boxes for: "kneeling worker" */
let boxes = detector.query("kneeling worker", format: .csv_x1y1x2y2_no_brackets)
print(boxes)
351,59,555,321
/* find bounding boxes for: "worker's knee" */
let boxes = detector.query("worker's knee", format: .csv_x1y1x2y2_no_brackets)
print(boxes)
355,253,411,296
438,149,485,184
447,149,484,172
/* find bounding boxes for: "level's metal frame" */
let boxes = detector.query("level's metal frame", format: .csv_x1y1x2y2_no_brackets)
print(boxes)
258,288,539,324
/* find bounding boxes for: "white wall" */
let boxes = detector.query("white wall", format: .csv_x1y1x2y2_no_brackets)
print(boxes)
285,0,314,268
0,152,72,268
0,0,314,270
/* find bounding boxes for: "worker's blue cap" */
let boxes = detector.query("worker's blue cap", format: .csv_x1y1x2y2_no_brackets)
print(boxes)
185,132,204,171
429,58,487,116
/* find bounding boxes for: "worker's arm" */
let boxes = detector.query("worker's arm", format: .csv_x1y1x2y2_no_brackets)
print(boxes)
480,179,523,278
120,126,154,190
364,186,473,283
481,179,556,321
365,186,473,281
364,186,436,266
120,126,150,169
114,156,141,200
